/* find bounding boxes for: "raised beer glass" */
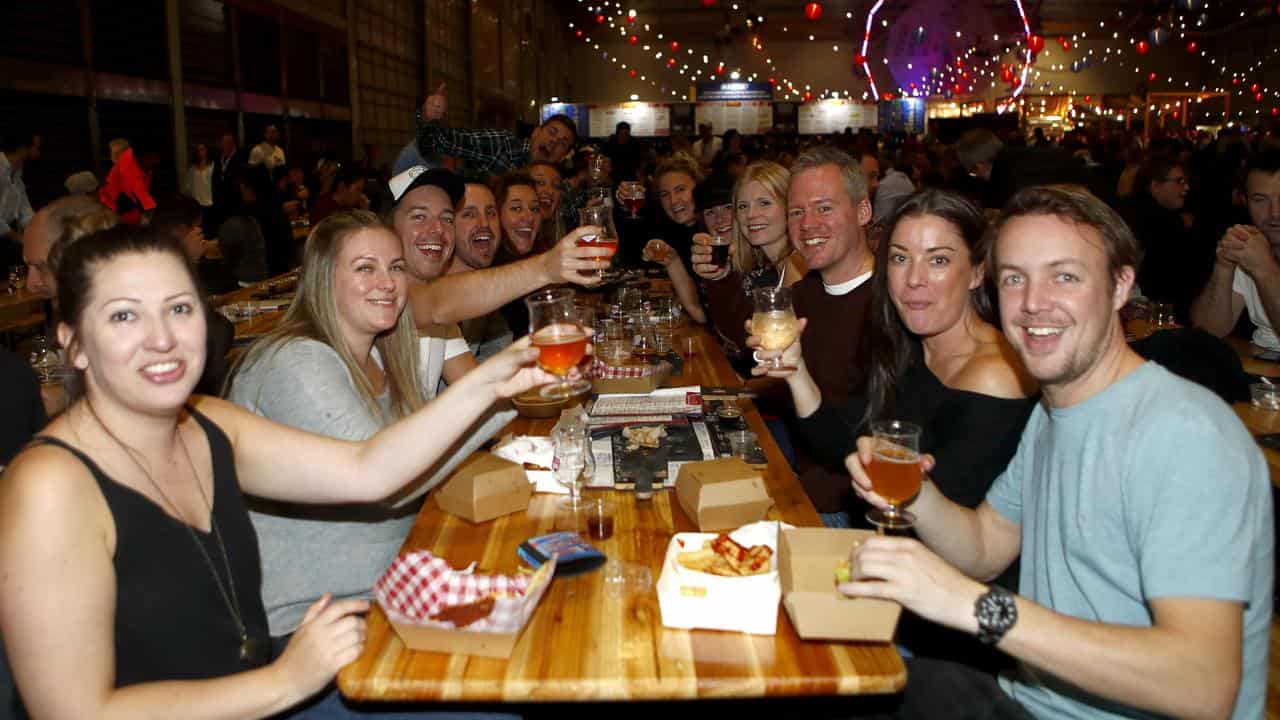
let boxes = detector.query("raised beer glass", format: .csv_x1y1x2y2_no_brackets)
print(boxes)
866,420,923,530
577,206,619,280
750,287,800,371
526,288,591,399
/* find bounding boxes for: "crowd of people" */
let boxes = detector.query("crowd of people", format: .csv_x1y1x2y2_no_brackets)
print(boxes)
0,86,1277,719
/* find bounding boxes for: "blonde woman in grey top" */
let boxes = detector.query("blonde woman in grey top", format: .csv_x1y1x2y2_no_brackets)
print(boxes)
227,211,509,638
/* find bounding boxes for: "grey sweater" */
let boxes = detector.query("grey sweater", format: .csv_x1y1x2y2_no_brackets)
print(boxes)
229,336,513,636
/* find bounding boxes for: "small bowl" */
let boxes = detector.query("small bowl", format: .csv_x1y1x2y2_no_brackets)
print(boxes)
1251,383,1280,411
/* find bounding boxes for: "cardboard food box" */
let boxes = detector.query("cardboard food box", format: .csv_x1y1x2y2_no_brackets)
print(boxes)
674,458,773,531
376,551,557,659
778,528,901,643
591,360,673,395
656,523,783,635
434,453,532,523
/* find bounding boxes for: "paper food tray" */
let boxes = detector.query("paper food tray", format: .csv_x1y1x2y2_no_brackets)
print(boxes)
656,521,787,636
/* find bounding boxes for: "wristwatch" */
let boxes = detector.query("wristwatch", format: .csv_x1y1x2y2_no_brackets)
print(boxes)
975,585,1018,645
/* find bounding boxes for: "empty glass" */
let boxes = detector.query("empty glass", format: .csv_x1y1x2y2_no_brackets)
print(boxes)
552,425,588,510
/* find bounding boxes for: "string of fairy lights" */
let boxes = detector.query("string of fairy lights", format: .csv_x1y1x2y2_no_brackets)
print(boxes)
567,0,1280,127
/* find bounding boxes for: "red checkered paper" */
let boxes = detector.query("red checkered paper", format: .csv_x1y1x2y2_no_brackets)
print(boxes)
374,551,557,633
593,359,671,379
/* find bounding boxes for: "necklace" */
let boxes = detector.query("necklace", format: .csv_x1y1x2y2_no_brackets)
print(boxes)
83,401,269,666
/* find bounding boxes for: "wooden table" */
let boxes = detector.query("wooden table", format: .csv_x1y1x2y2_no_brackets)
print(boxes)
337,326,906,702
211,270,298,340
1225,336,1280,378
0,286,46,313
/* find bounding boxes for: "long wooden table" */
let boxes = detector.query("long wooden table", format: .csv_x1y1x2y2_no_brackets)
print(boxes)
336,326,906,703
211,270,298,340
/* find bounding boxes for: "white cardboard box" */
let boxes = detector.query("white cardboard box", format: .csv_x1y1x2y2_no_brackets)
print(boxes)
656,522,784,636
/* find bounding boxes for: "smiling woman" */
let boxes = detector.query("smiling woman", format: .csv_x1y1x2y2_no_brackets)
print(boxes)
0,222,553,719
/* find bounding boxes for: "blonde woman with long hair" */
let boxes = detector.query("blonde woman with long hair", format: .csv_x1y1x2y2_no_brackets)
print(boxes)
688,160,807,371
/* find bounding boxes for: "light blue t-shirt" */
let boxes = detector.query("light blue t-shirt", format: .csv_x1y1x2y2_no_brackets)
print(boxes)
987,362,1273,719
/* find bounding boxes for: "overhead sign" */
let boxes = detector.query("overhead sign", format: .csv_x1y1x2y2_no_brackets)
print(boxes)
797,100,879,135
539,103,585,129
694,101,774,135
586,102,670,138
878,98,927,134
694,81,773,101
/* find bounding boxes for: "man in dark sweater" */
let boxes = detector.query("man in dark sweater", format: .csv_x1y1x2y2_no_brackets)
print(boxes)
782,147,877,527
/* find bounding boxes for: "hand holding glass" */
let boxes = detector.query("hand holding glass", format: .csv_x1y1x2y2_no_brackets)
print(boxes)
619,181,645,219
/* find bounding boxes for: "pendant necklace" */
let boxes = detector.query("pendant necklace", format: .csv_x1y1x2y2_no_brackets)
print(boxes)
84,401,269,666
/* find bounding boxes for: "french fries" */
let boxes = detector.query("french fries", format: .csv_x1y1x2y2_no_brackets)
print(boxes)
676,533,773,577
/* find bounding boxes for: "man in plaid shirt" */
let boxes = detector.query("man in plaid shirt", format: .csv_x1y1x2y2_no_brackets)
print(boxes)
416,83,577,175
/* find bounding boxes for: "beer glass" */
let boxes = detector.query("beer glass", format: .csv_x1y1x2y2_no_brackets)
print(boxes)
866,420,923,530
526,288,591,399
706,233,732,273
619,181,645,219
578,206,619,280
750,287,800,371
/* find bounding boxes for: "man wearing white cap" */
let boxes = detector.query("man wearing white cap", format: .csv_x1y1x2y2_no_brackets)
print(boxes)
387,165,611,327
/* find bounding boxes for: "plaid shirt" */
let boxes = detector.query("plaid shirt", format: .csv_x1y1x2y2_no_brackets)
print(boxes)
415,112,531,175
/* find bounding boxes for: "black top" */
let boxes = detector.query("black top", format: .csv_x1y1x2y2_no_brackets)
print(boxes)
1123,194,1216,324
28,407,269,688
795,358,1035,510
0,349,47,466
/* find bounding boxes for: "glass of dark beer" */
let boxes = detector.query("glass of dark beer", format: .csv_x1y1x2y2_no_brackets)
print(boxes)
707,233,732,273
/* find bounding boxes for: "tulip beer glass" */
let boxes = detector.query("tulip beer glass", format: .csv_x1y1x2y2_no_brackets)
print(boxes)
866,420,922,530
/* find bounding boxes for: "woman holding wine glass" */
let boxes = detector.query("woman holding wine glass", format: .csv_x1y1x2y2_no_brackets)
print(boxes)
747,189,1036,668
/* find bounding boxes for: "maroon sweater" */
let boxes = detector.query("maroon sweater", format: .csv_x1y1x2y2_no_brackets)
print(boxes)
791,271,873,513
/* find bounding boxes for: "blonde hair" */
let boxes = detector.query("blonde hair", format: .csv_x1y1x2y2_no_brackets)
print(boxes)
731,160,791,273
228,210,426,421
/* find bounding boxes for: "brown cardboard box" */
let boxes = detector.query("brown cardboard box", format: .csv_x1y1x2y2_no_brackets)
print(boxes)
434,453,532,523
387,621,522,659
591,361,672,394
674,458,773,531
381,557,557,659
778,528,901,642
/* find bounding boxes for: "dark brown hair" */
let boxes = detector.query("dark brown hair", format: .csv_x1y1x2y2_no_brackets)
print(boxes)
862,189,991,425
989,184,1142,289
55,225,202,368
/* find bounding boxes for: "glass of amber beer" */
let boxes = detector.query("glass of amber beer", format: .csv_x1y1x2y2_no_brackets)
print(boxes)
866,420,923,530
526,288,592,399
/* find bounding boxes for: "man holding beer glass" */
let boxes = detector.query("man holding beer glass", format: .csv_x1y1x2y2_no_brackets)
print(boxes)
838,186,1272,720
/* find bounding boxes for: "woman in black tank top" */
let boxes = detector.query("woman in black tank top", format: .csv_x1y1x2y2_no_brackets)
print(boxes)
0,223,558,718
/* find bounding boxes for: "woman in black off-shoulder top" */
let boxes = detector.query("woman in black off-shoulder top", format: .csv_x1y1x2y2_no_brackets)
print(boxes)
750,189,1037,671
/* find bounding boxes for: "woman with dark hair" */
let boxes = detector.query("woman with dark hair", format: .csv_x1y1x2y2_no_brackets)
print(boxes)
0,224,553,718
751,189,1036,515
750,189,1035,667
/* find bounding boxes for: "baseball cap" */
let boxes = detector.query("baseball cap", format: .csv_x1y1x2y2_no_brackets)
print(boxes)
389,165,465,206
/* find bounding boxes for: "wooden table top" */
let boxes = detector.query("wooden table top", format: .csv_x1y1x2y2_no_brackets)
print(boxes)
211,270,298,341
0,286,47,312
336,326,906,702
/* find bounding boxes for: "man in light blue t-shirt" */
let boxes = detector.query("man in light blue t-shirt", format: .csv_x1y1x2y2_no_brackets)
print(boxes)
841,185,1273,719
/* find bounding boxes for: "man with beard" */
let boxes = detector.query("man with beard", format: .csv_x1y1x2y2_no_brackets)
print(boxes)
448,182,512,361
1192,150,1280,351
415,83,576,175
840,184,1270,719
387,165,608,328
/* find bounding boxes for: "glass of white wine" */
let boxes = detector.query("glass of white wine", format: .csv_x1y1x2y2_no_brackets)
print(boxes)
751,287,800,371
